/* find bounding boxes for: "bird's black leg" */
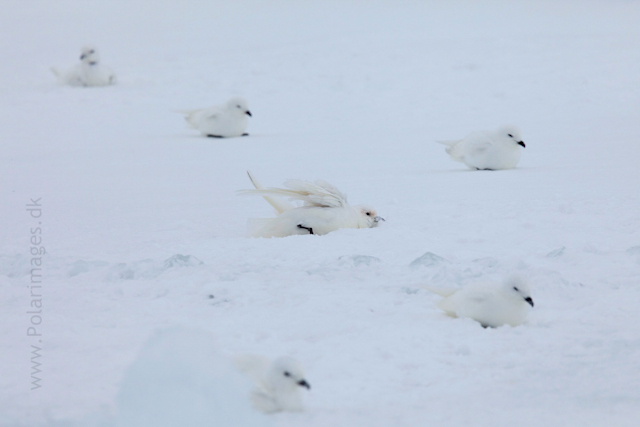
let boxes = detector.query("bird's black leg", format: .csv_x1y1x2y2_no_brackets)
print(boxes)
242,133,249,136
207,134,223,138
297,224,314,235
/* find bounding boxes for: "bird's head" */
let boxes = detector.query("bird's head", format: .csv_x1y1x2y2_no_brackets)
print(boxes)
227,96,252,117
268,357,310,392
499,125,525,148
503,276,534,307
354,204,385,228
80,45,99,64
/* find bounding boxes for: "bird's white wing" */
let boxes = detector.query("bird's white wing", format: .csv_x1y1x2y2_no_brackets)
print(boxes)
435,288,494,317
446,135,492,162
194,104,226,121
284,179,348,208
466,139,492,156
247,171,295,214
240,179,348,208
203,109,222,121
179,106,222,127
462,290,494,305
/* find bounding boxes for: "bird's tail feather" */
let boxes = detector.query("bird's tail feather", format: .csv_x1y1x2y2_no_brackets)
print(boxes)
246,171,294,214
421,286,459,316
174,109,201,128
240,187,300,199
174,109,200,115
436,140,459,146
421,285,457,297
436,140,465,162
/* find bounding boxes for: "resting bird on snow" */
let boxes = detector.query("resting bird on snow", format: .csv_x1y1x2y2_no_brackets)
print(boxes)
51,45,116,87
437,125,525,170
181,97,251,138
240,171,384,238
234,355,311,413
424,276,534,328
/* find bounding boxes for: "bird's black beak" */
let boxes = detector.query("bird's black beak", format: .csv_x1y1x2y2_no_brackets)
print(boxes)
374,216,385,223
518,141,526,148
246,111,252,117
298,380,311,389
525,297,534,307
80,54,86,60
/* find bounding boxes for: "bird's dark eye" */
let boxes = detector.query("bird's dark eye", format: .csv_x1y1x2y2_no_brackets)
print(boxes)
513,286,519,291
508,134,513,138
283,371,291,377
366,212,371,216
89,50,95,54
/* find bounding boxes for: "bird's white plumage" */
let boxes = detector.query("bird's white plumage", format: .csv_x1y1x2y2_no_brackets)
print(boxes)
246,171,295,214
51,45,116,87
240,172,383,238
182,97,251,138
247,179,349,209
234,355,310,413
438,125,525,170
425,276,534,328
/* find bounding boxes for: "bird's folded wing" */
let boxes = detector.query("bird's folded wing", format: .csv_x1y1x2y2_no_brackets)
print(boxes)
240,179,348,208
468,140,492,155
204,110,221,121
464,290,493,305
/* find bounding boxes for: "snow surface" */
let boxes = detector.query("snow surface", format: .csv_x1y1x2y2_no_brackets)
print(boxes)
114,328,270,427
1,0,640,426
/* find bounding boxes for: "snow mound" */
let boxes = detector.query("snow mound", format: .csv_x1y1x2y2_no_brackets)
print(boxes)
105,254,203,281
0,254,30,278
546,247,566,258
337,255,382,267
68,260,110,277
409,252,448,268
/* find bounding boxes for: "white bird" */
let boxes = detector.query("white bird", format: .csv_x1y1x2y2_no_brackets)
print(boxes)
424,276,534,328
240,171,384,238
51,45,116,87
234,355,311,413
437,125,526,170
181,97,252,138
